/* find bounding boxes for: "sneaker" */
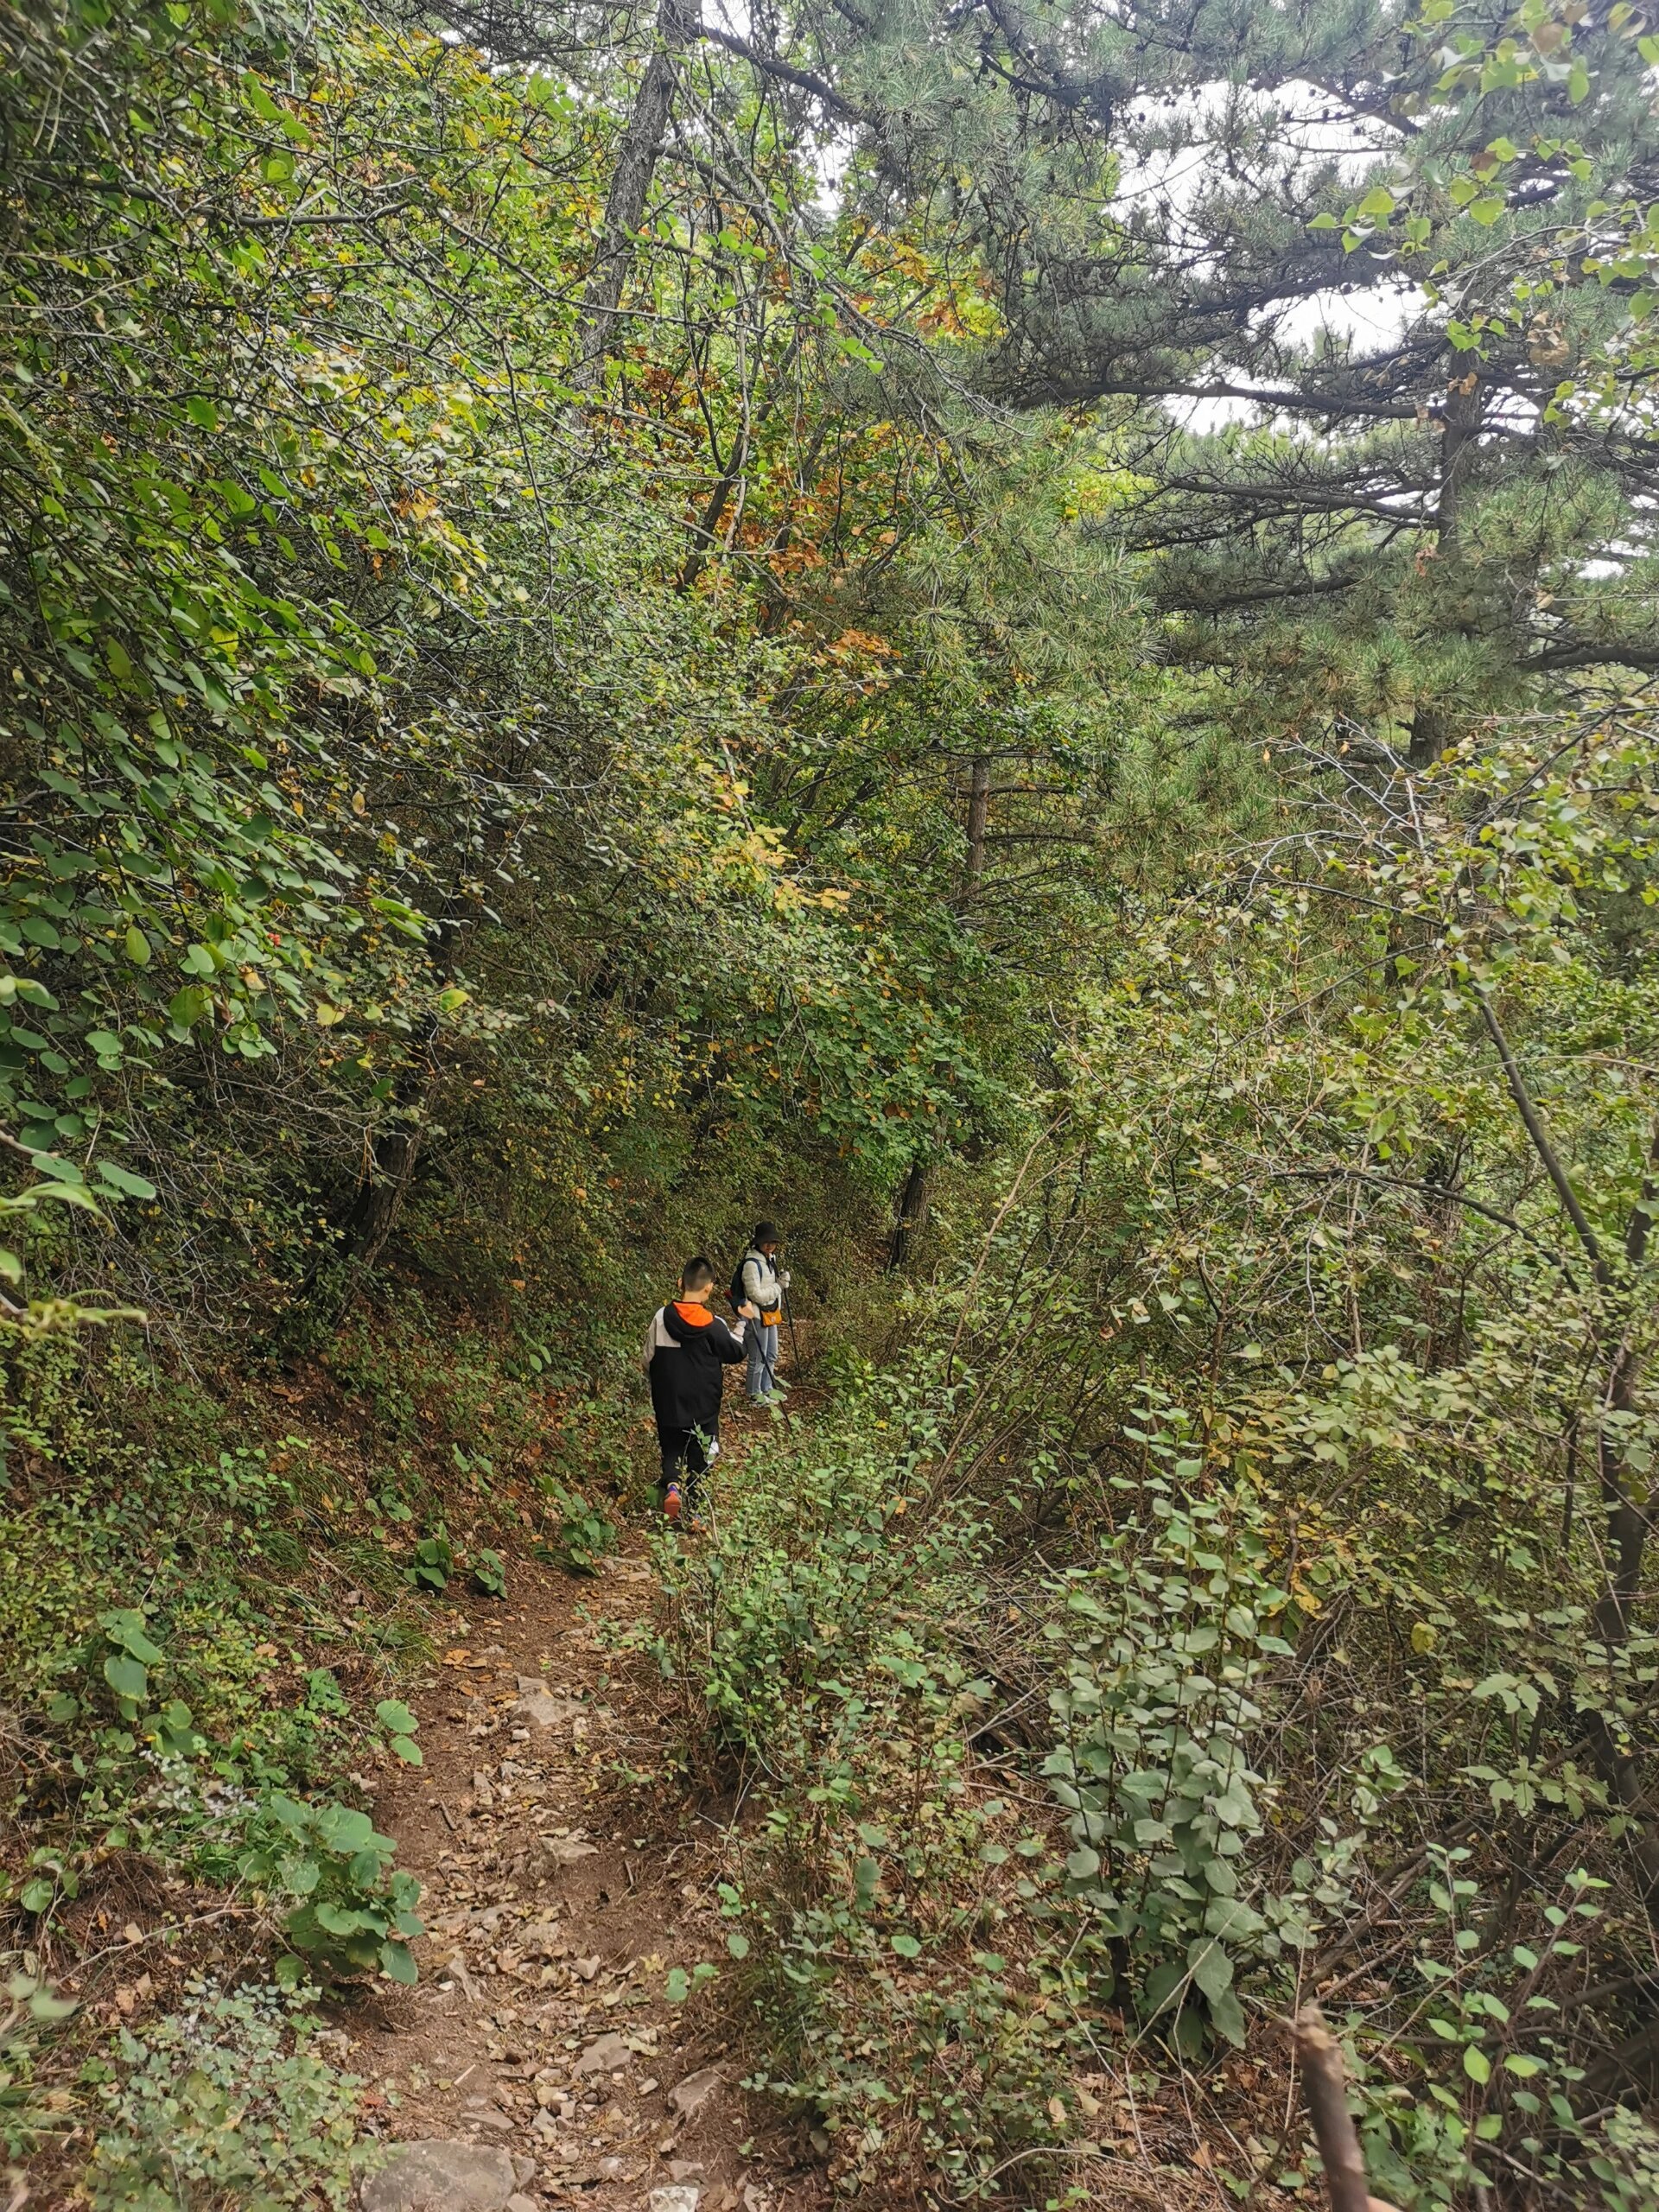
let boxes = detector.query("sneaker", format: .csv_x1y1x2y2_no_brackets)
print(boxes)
664,1482,683,1524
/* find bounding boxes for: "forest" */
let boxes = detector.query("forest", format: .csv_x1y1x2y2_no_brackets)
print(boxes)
4,0,1659,2203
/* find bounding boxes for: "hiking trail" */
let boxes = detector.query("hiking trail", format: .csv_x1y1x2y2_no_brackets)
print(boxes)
337,1399,817,2212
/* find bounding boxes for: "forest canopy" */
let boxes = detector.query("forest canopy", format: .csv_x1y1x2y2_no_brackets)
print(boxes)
5,0,1659,2203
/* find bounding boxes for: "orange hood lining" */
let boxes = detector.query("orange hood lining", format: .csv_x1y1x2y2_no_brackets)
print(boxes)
672,1300,715,1326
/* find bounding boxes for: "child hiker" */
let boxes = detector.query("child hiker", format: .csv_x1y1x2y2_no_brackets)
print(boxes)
644,1256,756,1527
735,1220,791,1406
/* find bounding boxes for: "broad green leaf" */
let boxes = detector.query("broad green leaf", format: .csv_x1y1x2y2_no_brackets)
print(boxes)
380,1941,418,1986
96,1162,157,1200
104,1654,149,1702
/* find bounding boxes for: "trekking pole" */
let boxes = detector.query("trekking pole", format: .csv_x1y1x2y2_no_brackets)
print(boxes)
1290,2005,1399,2212
782,1276,802,1378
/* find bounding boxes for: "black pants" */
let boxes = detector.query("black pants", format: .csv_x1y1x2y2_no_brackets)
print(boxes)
658,1425,714,1510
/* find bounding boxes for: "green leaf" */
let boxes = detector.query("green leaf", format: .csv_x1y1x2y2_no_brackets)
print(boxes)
19,1878,54,1914
123,926,151,966
380,1940,418,1986
1210,1985,1248,2045
103,1611,163,1662
890,1933,921,1958
1189,1937,1234,2002
375,1700,419,1737
1468,196,1505,226
389,1736,423,1765
104,1654,149,1703
315,1903,368,1936
240,71,284,122
96,1162,157,1200
1464,2045,1492,2084
29,1150,86,1185
152,1699,195,1752
726,1932,751,1960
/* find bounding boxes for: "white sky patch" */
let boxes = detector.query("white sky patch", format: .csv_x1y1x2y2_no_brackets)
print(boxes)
1115,78,1394,209
1116,79,1423,434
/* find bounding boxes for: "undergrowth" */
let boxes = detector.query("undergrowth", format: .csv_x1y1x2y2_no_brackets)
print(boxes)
84,1979,374,2212
0,1294,633,2179
654,1343,1659,2212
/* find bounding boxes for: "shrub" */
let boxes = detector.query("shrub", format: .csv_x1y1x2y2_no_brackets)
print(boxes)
86,1979,374,2210
534,1479,616,1575
237,1797,423,1986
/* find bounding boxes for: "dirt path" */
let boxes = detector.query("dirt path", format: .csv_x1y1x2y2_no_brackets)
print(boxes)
336,1403,817,2212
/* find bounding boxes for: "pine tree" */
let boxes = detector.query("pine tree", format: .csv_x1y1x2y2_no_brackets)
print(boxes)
496,0,1659,749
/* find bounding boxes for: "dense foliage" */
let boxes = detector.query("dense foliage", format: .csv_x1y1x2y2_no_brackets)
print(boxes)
6,0,1659,2202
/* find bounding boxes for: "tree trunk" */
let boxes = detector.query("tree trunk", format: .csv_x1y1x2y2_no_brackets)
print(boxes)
963,752,991,890
569,0,694,390
301,915,467,1328
337,1033,440,1274
887,1155,931,1271
1408,367,1482,767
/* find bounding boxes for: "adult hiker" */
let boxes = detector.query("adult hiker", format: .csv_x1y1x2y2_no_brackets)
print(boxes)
644,1256,756,1528
734,1220,791,1407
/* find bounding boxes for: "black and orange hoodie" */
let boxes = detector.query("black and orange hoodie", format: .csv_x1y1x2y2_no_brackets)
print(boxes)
643,1299,747,1434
